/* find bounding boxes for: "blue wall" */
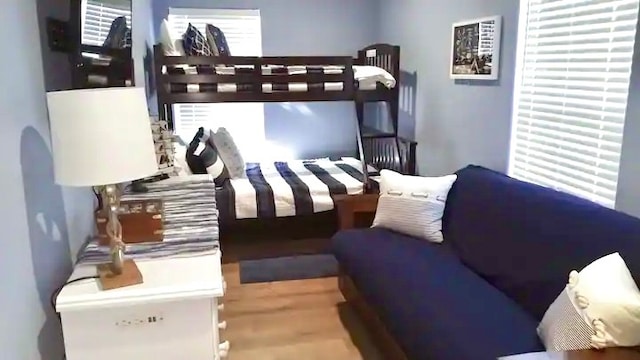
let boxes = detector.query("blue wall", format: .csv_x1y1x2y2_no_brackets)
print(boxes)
2,0,94,358
153,0,380,159
378,0,520,176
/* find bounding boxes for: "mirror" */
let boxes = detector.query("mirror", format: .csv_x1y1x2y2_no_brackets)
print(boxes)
70,0,133,88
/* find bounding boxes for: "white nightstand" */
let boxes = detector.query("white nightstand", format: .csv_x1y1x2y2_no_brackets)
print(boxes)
56,253,229,360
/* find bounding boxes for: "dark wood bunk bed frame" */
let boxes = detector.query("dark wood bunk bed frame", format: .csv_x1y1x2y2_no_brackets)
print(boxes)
153,43,416,257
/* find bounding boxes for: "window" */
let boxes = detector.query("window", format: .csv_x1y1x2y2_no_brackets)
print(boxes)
81,0,132,46
167,8,264,160
509,0,639,208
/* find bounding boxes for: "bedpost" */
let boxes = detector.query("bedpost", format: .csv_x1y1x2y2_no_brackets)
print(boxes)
154,44,169,127
355,107,369,193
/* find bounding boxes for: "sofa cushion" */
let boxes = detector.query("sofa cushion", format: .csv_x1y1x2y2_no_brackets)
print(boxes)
443,165,640,321
332,228,543,360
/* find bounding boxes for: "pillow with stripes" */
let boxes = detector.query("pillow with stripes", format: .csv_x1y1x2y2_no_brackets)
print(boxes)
186,127,229,185
371,170,457,242
183,23,213,56
538,253,640,351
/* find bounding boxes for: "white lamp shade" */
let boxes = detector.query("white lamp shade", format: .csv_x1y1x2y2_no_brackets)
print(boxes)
46,87,158,187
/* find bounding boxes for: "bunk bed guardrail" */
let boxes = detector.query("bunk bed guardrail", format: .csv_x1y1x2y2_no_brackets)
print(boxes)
153,43,417,182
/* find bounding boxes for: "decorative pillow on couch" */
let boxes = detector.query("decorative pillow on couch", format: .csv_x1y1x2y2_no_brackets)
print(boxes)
371,170,457,242
538,252,640,351
183,23,213,56
186,127,229,185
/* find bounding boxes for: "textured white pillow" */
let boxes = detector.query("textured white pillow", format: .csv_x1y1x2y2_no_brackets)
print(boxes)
371,170,457,242
159,19,185,56
210,127,246,179
538,253,640,351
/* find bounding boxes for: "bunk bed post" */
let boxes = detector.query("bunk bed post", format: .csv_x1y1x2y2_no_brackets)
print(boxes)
390,46,402,173
154,44,170,127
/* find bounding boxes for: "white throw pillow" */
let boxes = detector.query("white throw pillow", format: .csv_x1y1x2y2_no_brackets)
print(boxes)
538,253,640,351
371,170,457,242
159,19,185,56
210,127,246,179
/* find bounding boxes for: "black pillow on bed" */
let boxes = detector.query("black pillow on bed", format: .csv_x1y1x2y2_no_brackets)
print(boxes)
183,23,213,56
102,16,128,49
205,24,231,56
186,127,229,185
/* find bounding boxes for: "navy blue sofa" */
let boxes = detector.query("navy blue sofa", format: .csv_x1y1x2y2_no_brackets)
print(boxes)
332,165,640,360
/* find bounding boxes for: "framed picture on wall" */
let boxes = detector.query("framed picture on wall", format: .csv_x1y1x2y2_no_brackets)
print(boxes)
450,16,502,80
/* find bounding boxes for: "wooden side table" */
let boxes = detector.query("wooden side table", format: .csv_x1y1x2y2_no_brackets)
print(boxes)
56,253,229,359
499,348,640,360
334,194,379,230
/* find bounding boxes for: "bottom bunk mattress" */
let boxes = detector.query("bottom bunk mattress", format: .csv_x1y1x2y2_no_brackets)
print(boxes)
216,157,378,222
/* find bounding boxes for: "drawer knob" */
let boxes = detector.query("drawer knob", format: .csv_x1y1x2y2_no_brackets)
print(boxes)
218,321,227,330
219,340,230,357
217,303,225,312
223,280,227,292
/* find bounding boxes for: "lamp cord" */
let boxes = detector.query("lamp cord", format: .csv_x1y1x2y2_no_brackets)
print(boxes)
50,276,99,360
50,276,99,319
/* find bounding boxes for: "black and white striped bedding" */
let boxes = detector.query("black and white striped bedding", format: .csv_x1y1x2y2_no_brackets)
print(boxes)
215,157,379,221
164,64,395,94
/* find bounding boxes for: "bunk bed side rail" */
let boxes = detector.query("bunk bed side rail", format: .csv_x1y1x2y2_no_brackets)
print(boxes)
154,43,356,111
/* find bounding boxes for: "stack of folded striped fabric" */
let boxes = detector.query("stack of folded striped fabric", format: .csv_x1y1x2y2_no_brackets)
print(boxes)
77,175,219,265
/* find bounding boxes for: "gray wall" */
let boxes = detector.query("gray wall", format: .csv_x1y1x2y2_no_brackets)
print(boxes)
378,0,520,176
1,0,94,358
152,0,379,159
132,0,158,114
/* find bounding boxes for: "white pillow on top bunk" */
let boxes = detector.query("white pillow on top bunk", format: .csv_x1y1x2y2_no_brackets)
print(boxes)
160,19,185,56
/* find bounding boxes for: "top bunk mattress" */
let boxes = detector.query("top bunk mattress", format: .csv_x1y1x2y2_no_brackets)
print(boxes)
163,64,396,94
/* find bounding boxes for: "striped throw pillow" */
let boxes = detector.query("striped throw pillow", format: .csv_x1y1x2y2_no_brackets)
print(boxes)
186,128,229,185
371,170,457,242
538,253,640,351
183,23,213,56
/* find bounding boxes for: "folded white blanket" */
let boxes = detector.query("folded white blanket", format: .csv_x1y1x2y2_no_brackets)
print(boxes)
353,65,396,89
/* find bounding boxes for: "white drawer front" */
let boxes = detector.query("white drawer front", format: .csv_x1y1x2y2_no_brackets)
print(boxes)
62,298,215,360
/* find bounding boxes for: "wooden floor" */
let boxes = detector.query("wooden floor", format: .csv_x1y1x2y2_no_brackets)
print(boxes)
221,262,383,360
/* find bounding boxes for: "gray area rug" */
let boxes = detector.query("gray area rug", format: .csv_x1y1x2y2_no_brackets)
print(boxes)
239,254,339,284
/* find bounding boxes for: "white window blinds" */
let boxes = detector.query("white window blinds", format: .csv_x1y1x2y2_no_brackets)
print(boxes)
81,0,132,46
509,0,639,208
167,8,264,160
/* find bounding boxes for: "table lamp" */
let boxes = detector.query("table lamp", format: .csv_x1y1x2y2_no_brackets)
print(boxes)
46,87,158,289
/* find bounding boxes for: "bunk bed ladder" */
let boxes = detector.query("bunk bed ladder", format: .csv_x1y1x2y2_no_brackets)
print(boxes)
355,103,370,193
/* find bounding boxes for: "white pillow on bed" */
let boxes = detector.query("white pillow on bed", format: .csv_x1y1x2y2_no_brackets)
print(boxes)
372,170,457,242
160,19,185,56
209,127,246,179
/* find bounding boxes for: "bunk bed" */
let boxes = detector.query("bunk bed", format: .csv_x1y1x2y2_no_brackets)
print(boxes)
71,44,133,88
153,43,417,243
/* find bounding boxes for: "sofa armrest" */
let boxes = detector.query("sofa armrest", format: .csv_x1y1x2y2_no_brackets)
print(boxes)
334,194,379,230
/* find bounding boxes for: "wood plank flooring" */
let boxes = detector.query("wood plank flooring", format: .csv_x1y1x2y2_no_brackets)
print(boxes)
221,262,382,359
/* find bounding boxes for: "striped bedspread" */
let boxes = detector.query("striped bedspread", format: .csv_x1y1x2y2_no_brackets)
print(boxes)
77,176,220,265
164,64,395,94
216,157,379,221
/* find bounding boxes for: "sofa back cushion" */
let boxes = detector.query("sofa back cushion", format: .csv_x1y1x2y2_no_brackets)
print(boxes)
443,165,640,320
